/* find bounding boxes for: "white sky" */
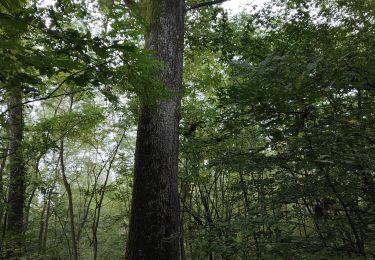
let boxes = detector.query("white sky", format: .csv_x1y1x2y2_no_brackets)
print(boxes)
223,0,267,15
41,0,267,14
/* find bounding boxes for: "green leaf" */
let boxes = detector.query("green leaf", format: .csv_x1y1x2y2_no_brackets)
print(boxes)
0,0,25,12
0,14,27,33
0,40,22,50
100,88,119,103
109,43,137,52
54,59,83,70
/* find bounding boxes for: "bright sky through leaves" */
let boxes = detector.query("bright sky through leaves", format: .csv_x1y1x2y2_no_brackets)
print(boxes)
223,0,267,14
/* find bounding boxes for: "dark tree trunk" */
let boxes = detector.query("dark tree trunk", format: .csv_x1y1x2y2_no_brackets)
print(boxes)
126,0,185,259
5,85,25,257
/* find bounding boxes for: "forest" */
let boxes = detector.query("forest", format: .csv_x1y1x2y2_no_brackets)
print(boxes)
0,0,374,259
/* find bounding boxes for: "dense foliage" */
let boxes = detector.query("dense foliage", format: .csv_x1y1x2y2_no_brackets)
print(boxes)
0,0,374,259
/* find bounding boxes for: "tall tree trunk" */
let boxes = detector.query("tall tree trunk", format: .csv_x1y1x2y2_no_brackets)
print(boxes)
5,85,25,257
126,0,185,259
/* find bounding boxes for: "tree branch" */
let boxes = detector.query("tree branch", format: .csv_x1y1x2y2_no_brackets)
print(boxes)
187,0,229,11
0,61,109,118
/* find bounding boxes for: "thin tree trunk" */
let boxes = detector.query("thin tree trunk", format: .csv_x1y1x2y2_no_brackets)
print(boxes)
77,177,97,243
42,186,54,256
0,143,8,254
126,0,185,259
91,132,125,260
92,217,98,260
5,85,25,257
38,193,47,254
179,179,189,260
1,213,7,246
23,187,37,233
60,139,79,260
180,213,186,260
323,172,365,255
238,170,260,259
55,208,72,259
24,157,42,232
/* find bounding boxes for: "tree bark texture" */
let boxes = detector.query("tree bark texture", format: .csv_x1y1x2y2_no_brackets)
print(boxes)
5,85,25,257
126,0,185,259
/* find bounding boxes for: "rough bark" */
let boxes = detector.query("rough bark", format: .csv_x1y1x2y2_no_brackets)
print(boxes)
5,85,25,257
126,0,185,259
